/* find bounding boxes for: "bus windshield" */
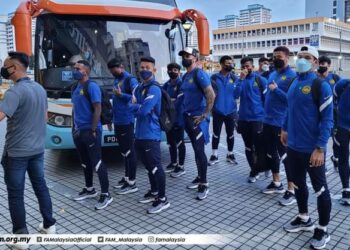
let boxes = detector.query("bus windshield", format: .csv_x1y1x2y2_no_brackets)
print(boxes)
35,14,184,97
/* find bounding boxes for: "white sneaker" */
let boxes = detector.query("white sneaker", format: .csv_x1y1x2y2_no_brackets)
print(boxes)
38,222,56,234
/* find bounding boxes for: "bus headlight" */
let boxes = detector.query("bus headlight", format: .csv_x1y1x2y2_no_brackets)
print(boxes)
48,112,72,127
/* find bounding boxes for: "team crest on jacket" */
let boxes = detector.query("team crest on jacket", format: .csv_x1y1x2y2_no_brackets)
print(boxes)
229,79,234,83
302,86,311,94
80,89,84,95
189,78,194,84
329,79,335,85
253,81,258,87
281,75,286,80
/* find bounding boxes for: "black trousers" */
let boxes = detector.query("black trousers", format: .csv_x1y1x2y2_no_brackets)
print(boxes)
263,124,291,180
73,129,109,193
335,127,350,189
135,140,166,198
166,126,186,166
115,123,137,181
184,114,208,183
237,121,264,176
288,148,331,226
212,111,236,152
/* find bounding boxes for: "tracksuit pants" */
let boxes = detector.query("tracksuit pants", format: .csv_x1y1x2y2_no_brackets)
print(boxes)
184,114,208,184
73,129,109,193
115,123,137,181
288,148,331,226
263,124,291,180
212,111,236,152
166,126,186,166
135,140,166,198
237,121,264,177
335,127,350,189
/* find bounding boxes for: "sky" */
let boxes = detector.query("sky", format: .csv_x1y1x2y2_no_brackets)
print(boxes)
2,0,305,27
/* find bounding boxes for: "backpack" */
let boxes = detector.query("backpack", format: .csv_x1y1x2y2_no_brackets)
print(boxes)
142,83,177,132
72,81,113,125
210,73,236,94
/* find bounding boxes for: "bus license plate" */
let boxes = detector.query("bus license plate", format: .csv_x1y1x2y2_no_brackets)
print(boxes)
104,135,117,144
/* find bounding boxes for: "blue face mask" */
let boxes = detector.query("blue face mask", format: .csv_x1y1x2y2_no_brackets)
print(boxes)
73,70,83,81
140,70,153,81
296,58,312,73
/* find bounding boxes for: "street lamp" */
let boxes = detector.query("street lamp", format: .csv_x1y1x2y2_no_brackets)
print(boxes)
182,20,193,47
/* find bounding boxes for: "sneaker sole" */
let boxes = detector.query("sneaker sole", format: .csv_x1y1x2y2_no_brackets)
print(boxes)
95,197,114,210
262,189,285,194
284,224,315,233
311,235,331,250
208,160,219,166
170,171,186,178
116,188,139,195
113,185,124,189
279,198,297,206
226,159,238,165
147,202,171,214
187,184,199,189
139,198,156,204
196,190,209,200
73,192,98,201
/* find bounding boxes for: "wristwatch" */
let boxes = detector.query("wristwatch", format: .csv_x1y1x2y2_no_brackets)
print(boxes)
316,146,324,153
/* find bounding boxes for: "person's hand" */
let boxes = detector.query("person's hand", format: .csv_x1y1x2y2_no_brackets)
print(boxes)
113,86,122,96
240,69,248,80
193,113,207,126
310,149,325,167
107,124,113,131
269,81,278,91
280,130,288,146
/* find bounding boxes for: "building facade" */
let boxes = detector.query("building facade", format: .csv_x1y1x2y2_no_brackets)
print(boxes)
218,15,239,29
212,17,350,72
306,0,346,21
0,15,7,68
239,4,272,26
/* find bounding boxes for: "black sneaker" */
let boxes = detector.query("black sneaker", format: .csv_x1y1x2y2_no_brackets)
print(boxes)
226,154,238,165
283,216,315,233
165,163,177,173
139,190,158,204
279,190,297,206
116,182,138,195
73,188,98,201
187,176,201,189
95,193,113,210
331,156,339,172
208,155,219,166
114,177,127,189
340,191,350,206
147,197,170,214
170,165,186,178
310,228,331,249
197,185,209,200
262,182,285,194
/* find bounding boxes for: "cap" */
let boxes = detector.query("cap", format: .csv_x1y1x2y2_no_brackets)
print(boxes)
107,58,122,68
178,47,199,57
297,45,319,59
140,56,156,64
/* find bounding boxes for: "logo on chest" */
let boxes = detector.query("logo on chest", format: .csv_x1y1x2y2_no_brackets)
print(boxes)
79,89,85,95
301,86,311,94
281,75,287,81
188,78,194,84
329,79,335,85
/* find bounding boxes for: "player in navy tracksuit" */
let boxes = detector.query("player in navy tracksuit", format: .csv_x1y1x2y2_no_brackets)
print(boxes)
282,46,332,250
179,47,216,200
108,59,139,195
163,63,186,178
317,56,341,172
236,57,267,183
334,78,350,206
71,60,112,210
129,56,170,214
257,57,271,80
208,55,239,166
261,46,297,207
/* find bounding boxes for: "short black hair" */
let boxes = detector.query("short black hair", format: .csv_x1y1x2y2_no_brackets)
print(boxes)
8,51,29,68
107,59,122,68
241,57,254,65
318,55,331,65
167,63,181,71
273,46,290,56
140,56,155,64
77,60,91,71
258,57,269,64
220,55,233,64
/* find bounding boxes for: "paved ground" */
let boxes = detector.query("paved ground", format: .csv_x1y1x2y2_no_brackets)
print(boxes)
0,121,349,250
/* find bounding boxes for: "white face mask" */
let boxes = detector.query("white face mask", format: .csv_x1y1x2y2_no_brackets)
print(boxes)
262,64,269,72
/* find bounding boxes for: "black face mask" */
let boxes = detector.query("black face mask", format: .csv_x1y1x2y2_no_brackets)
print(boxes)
112,72,124,79
273,59,285,69
182,58,193,68
1,65,15,80
317,66,328,74
168,72,178,80
223,65,233,72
